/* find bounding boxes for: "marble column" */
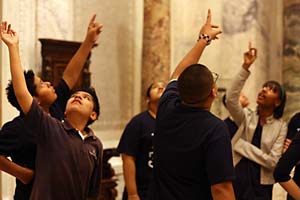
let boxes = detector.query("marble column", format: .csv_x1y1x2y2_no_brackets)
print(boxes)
142,0,170,109
282,0,300,120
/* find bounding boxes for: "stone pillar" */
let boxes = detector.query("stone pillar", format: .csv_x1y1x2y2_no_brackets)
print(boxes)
282,0,300,119
142,0,170,109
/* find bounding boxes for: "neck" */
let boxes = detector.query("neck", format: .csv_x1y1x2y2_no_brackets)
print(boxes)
65,115,87,133
41,105,50,113
148,103,158,118
258,106,274,125
182,101,211,111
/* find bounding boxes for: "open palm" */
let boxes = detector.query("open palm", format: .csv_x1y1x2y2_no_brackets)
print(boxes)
1,21,19,46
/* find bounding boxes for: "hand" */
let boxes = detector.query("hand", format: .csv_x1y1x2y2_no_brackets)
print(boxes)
19,167,34,184
243,42,257,71
282,138,292,153
0,21,19,47
199,9,222,41
85,14,103,44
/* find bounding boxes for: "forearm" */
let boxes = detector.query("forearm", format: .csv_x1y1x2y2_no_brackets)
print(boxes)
211,181,235,200
8,45,32,114
226,68,249,125
122,154,139,196
62,38,94,89
0,156,34,184
280,179,300,199
234,138,278,169
171,39,207,80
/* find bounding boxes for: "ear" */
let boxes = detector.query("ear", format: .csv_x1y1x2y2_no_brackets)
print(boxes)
146,97,150,104
211,86,218,99
274,98,281,108
89,111,97,121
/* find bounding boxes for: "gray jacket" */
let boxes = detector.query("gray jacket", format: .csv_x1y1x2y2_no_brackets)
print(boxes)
226,68,287,185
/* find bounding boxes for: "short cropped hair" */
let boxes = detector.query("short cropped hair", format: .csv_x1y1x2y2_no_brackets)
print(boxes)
6,70,37,114
178,64,214,104
262,80,286,119
146,83,154,98
71,87,100,126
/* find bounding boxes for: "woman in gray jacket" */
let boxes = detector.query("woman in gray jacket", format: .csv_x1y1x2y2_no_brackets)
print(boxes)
226,43,287,200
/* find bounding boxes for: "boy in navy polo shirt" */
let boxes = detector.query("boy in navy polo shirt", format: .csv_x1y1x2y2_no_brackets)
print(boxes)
0,15,102,199
147,10,235,200
118,81,166,200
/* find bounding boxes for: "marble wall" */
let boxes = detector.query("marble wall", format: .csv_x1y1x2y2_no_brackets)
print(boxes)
282,0,300,120
73,0,143,143
141,0,170,109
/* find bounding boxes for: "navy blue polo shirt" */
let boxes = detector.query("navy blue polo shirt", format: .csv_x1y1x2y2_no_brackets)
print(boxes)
0,79,70,200
117,111,155,199
24,100,103,200
148,80,235,200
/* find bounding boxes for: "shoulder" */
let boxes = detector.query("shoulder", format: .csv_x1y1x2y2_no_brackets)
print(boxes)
1,116,25,133
129,111,152,124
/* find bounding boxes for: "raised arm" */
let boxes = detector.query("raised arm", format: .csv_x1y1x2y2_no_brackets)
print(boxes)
226,43,257,126
63,14,103,89
1,22,32,114
171,9,222,80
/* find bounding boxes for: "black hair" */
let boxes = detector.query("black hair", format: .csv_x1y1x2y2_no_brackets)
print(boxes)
71,87,100,126
146,83,154,98
6,70,37,114
178,64,214,104
262,80,286,119
222,94,227,108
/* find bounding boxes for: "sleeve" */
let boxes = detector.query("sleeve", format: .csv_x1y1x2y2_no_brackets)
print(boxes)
205,123,235,185
0,119,25,156
287,113,300,139
157,80,179,114
88,142,103,197
54,79,72,112
117,116,142,157
24,100,59,144
226,68,250,126
274,135,300,182
233,122,287,169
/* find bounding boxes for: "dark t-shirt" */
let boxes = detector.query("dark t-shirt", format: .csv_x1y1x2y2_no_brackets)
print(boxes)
148,81,235,200
234,123,273,200
274,112,300,184
25,100,103,200
117,111,155,199
0,79,70,200
224,117,238,139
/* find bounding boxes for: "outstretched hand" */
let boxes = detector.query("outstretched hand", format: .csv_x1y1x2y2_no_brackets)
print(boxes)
85,14,103,44
243,42,257,71
0,21,19,47
199,9,222,41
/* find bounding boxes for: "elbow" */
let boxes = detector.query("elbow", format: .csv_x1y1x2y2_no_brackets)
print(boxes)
273,163,291,183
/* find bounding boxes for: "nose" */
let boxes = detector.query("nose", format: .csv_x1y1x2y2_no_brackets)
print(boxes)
74,94,82,100
262,87,268,92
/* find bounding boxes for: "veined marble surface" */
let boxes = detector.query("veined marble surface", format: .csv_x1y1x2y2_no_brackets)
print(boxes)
283,1,300,120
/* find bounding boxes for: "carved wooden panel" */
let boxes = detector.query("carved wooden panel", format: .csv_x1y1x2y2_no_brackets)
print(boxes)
39,38,92,88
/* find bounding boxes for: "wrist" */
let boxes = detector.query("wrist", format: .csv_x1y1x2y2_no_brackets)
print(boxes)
242,63,250,71
197,34,211,45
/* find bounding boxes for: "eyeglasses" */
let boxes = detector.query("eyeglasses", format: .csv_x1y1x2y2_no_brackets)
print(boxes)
211,72,219,85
